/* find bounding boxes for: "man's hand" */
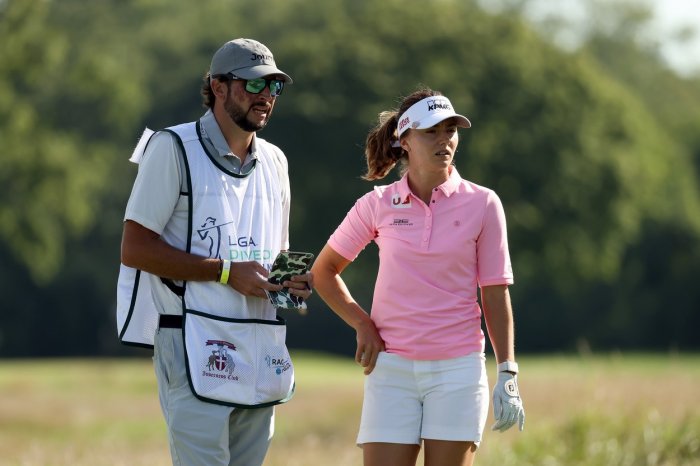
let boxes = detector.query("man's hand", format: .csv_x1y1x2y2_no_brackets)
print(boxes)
285,271,314,302
227,261,282,298
491,371,525,432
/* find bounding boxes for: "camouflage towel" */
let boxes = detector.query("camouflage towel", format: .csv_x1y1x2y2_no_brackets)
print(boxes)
266,251,315,310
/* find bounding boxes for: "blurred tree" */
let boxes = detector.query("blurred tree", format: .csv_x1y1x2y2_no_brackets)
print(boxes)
249,0,700,352
571,0,700,351
490,0,700,350
1,0,698,355
0,0,150,283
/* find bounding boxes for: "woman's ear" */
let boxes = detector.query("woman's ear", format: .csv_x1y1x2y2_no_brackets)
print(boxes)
400,138,410,153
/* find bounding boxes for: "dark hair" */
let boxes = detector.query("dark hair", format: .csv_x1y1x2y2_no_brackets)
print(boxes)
201,72,231,109
362,86,443,181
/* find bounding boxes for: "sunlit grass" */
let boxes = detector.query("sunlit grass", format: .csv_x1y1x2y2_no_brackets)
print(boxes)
0,352,697,465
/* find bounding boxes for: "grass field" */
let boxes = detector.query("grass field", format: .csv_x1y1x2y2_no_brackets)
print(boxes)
0,352,698,466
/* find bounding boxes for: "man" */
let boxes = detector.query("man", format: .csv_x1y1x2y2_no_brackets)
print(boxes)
117,38,312,466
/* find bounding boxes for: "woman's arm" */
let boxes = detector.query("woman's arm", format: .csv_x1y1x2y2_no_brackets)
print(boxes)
482,284,525,432
481,284,515,364
311,244,385,374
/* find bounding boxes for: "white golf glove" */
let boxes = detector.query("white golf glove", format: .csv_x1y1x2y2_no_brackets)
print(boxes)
491,370,525,432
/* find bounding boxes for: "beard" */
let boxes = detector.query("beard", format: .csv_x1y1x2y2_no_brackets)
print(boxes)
224,95,270,132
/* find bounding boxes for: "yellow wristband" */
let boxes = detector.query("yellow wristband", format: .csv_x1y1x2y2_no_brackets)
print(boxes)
219,259,231,285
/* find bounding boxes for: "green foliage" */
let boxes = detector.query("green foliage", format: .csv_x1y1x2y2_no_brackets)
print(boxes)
0,0,145,282
506,0,700,351
1,0,699,354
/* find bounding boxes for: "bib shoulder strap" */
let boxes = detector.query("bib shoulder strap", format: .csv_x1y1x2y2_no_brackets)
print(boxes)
159,128,193,300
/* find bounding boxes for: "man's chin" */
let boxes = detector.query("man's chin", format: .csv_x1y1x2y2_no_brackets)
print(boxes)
235,118,267,133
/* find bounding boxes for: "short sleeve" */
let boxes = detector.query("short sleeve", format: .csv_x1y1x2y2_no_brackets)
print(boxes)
124,131,182,235
327,192,378,261
476,190,514,287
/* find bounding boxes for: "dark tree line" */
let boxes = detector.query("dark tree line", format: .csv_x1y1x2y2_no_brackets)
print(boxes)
1,0,698,356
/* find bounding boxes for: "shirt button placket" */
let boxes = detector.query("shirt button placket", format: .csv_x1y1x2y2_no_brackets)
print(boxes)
422,204,432,249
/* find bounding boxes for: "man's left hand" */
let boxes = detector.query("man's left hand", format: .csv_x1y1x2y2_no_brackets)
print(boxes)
285,272,314,301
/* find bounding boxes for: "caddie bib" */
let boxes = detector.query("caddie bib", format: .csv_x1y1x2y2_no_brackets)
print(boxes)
116,121,294,407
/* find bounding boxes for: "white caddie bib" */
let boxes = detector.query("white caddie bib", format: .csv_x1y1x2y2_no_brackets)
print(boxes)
116,121,294,407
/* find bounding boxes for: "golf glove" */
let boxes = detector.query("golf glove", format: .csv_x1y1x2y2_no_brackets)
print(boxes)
491,371,525,432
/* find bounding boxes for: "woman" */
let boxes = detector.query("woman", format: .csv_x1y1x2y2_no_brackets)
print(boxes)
311,87,525,466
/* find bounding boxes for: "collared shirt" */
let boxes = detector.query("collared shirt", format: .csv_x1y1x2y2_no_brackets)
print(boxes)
119,117,291,343
125,111,290,243
328,167,514,360
199,110,258,175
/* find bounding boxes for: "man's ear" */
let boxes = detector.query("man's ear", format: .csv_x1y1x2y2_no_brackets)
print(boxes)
211,78,229,99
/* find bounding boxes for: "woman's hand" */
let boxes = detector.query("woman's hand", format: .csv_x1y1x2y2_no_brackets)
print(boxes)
355,319,385,375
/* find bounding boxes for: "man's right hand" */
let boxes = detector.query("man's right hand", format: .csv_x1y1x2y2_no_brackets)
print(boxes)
227,260,283,298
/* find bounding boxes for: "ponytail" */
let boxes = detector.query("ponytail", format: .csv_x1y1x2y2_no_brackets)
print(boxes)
361,86,443,181
362,111,403,181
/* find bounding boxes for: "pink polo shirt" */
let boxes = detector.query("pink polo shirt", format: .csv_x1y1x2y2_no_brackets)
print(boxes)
328,167,513,360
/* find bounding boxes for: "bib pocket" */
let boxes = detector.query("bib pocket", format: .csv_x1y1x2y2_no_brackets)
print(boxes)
183,309,294,408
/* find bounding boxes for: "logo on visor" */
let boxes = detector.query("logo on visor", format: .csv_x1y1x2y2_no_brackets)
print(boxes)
398,116,410,131
427,98,452,112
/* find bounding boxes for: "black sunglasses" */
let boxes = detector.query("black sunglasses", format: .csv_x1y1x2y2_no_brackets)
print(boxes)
216,73,285,97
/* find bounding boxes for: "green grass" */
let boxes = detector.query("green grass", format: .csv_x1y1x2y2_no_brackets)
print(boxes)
0,352,698,465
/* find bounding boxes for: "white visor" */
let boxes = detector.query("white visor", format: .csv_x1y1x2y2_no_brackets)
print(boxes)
396,96,471,138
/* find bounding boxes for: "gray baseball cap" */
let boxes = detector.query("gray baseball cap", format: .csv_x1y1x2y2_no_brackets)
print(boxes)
209,38,292,83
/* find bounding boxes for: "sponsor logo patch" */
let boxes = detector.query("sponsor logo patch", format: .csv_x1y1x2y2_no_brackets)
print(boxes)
197,215,274,263
391,194,411,208
504,379,519,397
389,218,413,227
202,340,239,381
265,355,292,375
427,98,452,112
